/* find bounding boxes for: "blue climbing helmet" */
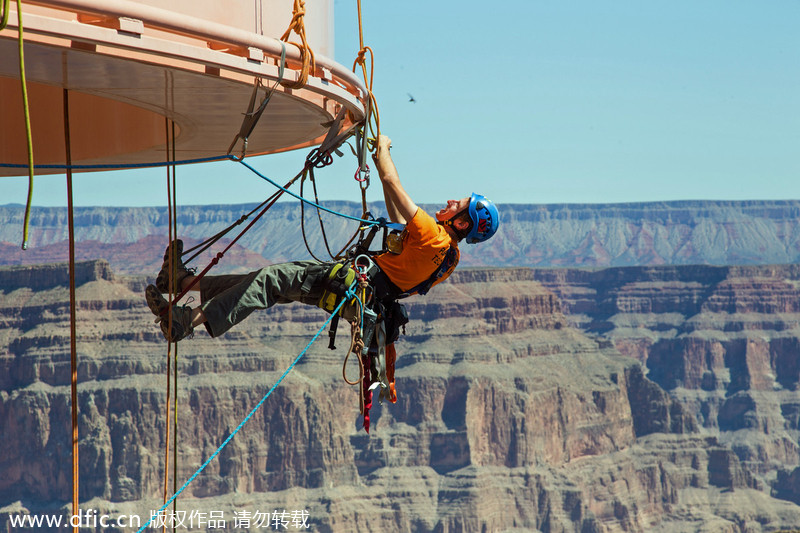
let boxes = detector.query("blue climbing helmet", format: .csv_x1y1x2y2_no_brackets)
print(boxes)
465,193,499,244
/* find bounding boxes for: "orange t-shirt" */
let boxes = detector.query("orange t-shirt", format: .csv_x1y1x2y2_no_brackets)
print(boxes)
373,208,460,292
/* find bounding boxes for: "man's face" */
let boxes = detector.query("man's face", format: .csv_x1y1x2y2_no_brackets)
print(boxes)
435,197,470,222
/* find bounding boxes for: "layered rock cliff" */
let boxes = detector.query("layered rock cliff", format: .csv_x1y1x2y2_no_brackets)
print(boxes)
532,265,800,512
2,261,800,532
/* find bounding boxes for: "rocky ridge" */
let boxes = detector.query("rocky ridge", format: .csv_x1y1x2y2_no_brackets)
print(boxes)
2,261,800,531
4,200,800,273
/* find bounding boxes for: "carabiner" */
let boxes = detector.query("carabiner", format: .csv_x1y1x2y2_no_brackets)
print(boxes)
353,254,374,276
354,164,370,183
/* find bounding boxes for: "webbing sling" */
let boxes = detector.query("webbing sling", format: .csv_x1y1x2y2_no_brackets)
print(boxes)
227,44,287,158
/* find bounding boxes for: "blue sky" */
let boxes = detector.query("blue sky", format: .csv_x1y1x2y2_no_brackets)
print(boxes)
1,0,798,207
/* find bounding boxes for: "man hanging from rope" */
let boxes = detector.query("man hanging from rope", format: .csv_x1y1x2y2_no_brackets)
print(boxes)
144,133,499,349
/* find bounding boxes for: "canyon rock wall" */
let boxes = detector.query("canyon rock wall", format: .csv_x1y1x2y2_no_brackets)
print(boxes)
532,265,800,511
2,262,800,531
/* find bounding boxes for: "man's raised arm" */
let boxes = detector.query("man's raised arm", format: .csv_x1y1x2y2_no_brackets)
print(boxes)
373,135,418,225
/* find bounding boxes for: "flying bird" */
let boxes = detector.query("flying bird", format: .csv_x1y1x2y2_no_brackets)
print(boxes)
407,93,416,103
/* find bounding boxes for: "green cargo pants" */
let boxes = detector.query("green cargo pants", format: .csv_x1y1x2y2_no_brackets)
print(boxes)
198,260,351,338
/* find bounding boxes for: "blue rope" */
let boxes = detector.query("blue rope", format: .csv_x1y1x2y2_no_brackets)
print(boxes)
234,157,379,225
1,153,382,228
0,154,232,171
136,286,356,533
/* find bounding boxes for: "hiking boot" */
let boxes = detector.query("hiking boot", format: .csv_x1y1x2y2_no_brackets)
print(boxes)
145,284,194,342
156,239,193,294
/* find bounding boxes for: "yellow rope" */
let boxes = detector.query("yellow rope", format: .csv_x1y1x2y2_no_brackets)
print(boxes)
279,0,315,89
15,0,35,249
1,0,11,30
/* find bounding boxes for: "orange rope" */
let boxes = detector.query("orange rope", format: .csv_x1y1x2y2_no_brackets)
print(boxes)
169,121,179,524
352,0,381,148
160,119,181,531
279,0,315,89
161,117,174,533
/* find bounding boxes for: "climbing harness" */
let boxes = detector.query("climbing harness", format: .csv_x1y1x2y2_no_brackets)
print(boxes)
351,217,460,297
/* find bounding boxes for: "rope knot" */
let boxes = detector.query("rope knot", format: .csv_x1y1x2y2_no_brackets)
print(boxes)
280,0,315,89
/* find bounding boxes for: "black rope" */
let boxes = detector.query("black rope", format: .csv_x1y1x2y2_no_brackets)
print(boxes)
300,166,338,261
182,188,283,266
298,149,371,262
